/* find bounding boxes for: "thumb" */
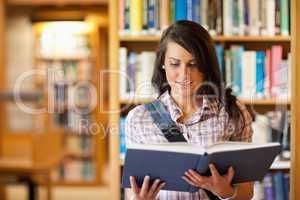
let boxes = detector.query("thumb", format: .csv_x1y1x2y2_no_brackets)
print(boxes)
226,166,235,182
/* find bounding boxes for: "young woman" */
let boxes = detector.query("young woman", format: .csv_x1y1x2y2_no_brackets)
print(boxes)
125,20,254,200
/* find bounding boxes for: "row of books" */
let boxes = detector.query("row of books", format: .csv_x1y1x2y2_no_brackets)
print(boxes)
66,135,94,156
53,158,95,182
53,110,92,134
219,45,291,99
38,29,90,58
119,48,157,100
52,82,94,113
253,111,290,160
119,0,290,36
119,45,291,101
42,60,93,83
253,172,289,200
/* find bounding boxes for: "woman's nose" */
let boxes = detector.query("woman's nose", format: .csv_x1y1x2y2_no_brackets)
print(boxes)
178,64,191,79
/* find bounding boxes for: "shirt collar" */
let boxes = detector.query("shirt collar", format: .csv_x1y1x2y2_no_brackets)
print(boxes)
159,90,219,123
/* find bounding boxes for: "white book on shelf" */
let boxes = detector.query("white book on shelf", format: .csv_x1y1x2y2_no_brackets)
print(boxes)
135,51,157,99
222,0,232,36
265,0,275,36
249,0,260,35
252,114,270,143
241,51,256,99
119,47,129,99
237,0,245,36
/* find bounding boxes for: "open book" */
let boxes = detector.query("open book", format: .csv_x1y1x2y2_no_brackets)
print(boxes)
121,142,281,193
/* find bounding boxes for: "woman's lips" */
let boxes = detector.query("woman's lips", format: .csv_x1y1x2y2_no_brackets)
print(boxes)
175,80,193,87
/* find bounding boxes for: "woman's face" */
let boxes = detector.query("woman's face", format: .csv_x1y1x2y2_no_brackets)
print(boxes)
164,42,204,99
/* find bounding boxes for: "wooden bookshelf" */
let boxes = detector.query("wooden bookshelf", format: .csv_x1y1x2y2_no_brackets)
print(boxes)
120,34,291,42
290,0,300,199
108,0,299,200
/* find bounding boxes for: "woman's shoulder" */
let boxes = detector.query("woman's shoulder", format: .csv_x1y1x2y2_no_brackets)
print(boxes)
126,104,152,124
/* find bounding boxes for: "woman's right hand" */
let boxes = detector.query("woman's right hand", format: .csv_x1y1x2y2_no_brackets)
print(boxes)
129,175,166,200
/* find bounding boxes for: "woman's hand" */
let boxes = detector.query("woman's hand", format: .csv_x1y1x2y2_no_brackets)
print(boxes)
129,175,166,200
182,164,235,198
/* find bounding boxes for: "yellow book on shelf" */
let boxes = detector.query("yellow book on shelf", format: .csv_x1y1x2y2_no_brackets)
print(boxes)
130,0,142,34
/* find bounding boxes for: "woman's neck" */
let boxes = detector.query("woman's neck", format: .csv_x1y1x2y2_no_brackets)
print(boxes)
170,91,202,115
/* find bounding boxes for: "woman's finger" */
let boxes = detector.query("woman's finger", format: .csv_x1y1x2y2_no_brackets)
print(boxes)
130,176,139,194
153,182,166,197
188,169,207,183
209,164,220,178
148,179,161,196
225,166,235,183
182,176,198,187
185,171,205,186
140,175,150,197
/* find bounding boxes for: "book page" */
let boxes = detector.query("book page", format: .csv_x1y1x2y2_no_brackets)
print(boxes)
127,142,206,155
206,142,281,154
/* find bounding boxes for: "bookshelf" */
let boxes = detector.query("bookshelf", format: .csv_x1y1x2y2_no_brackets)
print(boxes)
109,0,300,200
32,17,108,186
0,5,109,191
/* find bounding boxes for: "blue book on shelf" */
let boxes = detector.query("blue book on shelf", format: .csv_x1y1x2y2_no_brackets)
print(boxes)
274,172,285,200
122,142,281,192
215,44,224,78
148,0,156,30
283,173,290,200
192,0,201,23
231,46,244,96
256,51,265,96
175,0,187,21
264,173,275,200
120,117,127,160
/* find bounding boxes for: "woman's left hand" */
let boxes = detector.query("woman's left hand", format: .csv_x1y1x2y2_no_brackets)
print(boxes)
182,164,235,198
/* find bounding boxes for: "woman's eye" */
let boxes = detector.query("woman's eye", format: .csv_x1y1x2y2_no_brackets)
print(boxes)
189,63,197,68
170,63,180,67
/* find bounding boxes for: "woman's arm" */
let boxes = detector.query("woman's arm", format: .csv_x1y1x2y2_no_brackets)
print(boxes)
233,182,254,200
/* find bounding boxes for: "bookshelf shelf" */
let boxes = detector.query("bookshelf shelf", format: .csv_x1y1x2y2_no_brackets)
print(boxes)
36,55,90,61
119,35,291,42
270,160,291,170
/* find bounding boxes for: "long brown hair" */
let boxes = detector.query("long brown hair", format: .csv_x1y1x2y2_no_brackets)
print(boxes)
151,20,242,120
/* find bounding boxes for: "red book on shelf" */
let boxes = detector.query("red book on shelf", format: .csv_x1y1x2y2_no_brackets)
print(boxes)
265,49,272,98
271,45,283,98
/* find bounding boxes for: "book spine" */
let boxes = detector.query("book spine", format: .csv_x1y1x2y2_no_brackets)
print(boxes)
192,0,201,24
142,0,148,31
175,0,187,21
169,0,176,24
160,0,170,31
187,0,193,21
124,0,131,32
119,0,125,34
130,0,142,34
280,0,290,36
256,51,266,98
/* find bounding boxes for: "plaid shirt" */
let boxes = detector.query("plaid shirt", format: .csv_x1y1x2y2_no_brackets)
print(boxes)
125,90,253,200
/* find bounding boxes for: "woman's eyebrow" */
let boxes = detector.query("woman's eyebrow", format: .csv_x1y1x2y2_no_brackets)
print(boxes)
167,57,180,61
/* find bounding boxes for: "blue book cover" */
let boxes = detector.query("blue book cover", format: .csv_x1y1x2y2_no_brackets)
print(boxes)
187,0,193,21
148,0,156,30
264,173,275,200
192,0,201,23
283,173,290,200
231,46,244,96
256,51,265,96
273,172,285,200
120,117,127,160
122,142,281,192
215,44,224,79
175,0,187,21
